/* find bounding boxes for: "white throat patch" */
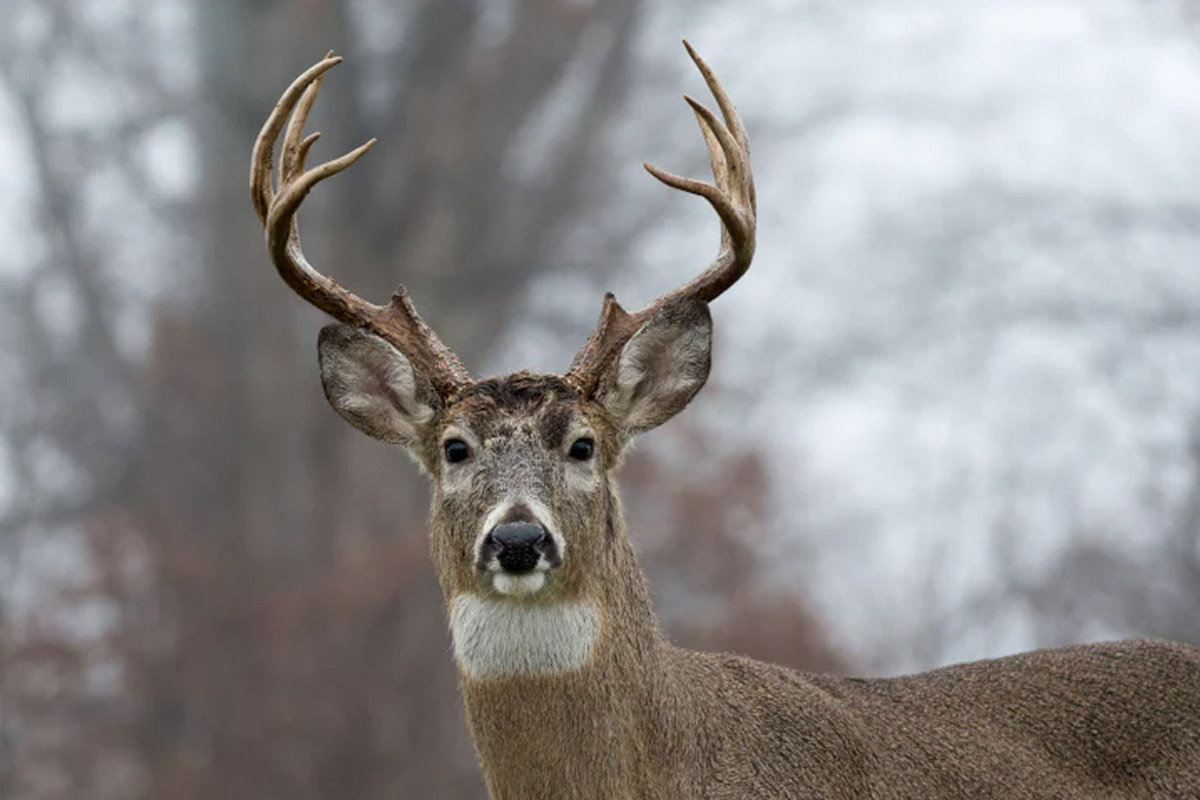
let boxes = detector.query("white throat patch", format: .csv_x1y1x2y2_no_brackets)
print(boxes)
449,594,600,679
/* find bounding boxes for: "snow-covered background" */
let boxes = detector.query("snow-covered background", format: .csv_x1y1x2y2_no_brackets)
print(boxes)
508,0,1200,670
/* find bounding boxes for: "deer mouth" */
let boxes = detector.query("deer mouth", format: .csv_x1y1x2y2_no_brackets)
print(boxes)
492,569,551,597
484,553,560,596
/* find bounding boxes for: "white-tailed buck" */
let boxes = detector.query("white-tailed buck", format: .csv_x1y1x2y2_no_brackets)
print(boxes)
251,44,1200,799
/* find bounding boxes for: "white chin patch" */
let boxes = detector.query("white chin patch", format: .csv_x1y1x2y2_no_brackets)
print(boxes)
450,594,600,678
492,571,546,596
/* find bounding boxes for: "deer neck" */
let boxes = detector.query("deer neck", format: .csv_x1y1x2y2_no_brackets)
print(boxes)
450,530,685,799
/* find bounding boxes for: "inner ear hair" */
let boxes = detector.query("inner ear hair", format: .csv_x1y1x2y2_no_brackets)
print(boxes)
317,324,441,452
597,296,713,438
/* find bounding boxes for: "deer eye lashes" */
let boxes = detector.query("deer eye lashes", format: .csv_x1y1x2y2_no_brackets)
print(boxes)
443,439,471,464
567,437,594,461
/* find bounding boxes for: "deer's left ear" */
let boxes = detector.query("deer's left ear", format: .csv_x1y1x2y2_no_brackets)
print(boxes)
596,296,712,438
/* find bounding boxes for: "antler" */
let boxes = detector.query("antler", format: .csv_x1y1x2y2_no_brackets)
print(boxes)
250,54,471,399
566,41,756,396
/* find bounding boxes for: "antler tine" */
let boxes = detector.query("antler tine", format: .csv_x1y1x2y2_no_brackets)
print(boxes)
251,55,342,225
566,41,756,395
279,52,330,185
251,55,471,399
683,40,751,165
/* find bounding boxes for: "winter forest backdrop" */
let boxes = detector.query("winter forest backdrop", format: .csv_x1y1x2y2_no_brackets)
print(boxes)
3,0,1200,797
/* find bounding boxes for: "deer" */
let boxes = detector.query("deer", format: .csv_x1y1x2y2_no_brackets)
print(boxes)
250,43,1200,800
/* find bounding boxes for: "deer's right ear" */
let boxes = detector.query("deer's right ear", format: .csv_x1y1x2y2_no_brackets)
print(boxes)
317,324,438,450
596,296,712,440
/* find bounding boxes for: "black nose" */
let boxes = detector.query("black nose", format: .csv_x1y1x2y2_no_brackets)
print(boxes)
489,522,547,573
492,522,546,549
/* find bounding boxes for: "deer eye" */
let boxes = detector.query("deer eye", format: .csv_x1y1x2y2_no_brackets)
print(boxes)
568,437,594,461
443,439,471,464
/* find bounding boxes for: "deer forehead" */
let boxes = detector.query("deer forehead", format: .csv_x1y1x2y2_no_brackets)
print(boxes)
435,378,605,499
444,374,596,449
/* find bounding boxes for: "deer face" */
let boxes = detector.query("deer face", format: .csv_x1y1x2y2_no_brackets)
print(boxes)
429,375,613,600
316,296,713,602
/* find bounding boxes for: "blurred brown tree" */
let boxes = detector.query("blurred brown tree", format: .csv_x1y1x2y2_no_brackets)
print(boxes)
627,431,845,675
0,2,842,799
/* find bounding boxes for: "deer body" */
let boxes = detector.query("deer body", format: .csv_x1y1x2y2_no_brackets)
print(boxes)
456,550,1200,799
251,45,1200,799
466,632,1200,798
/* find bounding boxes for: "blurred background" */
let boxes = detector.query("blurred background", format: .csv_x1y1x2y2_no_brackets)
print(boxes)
3,0,1200,797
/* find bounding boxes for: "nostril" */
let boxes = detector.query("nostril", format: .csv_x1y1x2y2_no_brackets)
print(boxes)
490,523,549,575
491,522,547,549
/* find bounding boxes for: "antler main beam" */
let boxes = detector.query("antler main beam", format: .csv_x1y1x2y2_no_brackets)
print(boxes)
250,53,470,399
566,41,756,395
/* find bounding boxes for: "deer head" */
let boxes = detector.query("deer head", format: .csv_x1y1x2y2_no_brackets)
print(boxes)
250,43,754,610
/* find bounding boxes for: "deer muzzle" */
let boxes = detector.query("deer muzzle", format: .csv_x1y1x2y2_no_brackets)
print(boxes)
489,523,549,573
474,502,564,596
